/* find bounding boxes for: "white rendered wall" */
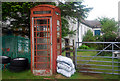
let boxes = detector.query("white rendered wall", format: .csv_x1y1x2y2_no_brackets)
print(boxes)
62,19,101,48
78,23,93,47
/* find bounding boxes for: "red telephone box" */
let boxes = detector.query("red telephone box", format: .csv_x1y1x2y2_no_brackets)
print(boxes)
30,5,61,76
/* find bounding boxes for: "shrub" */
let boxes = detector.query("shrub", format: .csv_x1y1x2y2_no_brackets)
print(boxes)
83,30,96,48
78,44,89,49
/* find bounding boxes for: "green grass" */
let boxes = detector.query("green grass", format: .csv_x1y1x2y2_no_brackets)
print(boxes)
2,69,119,79
2,69,100,79
2,69,53,79
1,50,120,79
69,72,98,79
2,69,101,79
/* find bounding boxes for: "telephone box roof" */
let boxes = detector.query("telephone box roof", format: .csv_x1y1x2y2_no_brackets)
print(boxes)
30,4,59,10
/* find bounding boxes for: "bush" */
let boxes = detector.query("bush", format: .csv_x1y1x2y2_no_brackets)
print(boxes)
78,44,89,49
83,30,96,48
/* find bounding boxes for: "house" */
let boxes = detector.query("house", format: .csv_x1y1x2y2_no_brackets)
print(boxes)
62,19,102,48
81,20,102,36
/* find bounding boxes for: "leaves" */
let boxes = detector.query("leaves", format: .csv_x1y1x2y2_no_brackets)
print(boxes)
58,2,92,20
98,17,118,33
97,17,118,42
83,30,96,42
2,2,92,38
83,30,96,47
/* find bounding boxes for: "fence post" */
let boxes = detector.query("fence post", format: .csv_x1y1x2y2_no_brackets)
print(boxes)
65,38,70,58
73,40,75,65
112,43,114,74
75,42,77,69
118,52,120,75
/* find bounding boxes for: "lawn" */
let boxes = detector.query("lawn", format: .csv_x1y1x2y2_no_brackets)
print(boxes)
2,69,100,79
1,51,120,80
2,69,119,79
2,67,119,80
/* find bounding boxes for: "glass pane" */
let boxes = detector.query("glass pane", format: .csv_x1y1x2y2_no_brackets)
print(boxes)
37,38,50,43
37,51,50,56
94,30,100,35
34,63,37,68
34,51,36,56
57,50,60,55
37,26,47,31
37,32,50,37
36,57,50,62
34,26,37,31
57,38,60,43
48,25,50,31
57,20,60,26
57,44,60,49
57,26,60,31
55,12,60,15
37,19,47,24
37,44,50,50
36,63,50,69
48,19,50,24
33,11,51,14
57,32,60,37
34,32,36,37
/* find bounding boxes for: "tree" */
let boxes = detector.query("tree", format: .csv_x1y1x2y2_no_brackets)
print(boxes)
2,2,56,36
98,17,118,42
83,30,96,47
83,30,96,42
2,2,92,37
59,2,92,37
96,17,119,56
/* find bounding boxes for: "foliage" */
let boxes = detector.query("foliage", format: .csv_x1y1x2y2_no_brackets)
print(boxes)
58,2,92,20
96,17,119,56
61,18,69,37
83,30,96,47
83,30,96,42
2,2,56,37
98,17,118,33
97,17,118,42
78,44,89,49
102,32,117,42
2,2,92,38
59,2,92,37
61,18,77,37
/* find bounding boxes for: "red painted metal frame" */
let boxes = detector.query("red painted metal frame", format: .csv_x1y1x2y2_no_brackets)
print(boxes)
34,18,50,70
30,4,61,75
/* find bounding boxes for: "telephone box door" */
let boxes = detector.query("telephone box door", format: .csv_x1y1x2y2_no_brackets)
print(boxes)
32,17,52,75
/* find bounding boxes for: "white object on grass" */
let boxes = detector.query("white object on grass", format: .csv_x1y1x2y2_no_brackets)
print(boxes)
57,55,76,77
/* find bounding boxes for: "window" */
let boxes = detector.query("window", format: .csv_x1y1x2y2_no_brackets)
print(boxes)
33,11,51,14
94,30,100,35
55,12,60,15
57,20,60,26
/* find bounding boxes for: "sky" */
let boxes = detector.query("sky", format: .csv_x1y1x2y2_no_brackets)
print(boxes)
82,0,120,21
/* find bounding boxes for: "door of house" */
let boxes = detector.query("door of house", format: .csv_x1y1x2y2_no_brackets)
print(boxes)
32,17,52,75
